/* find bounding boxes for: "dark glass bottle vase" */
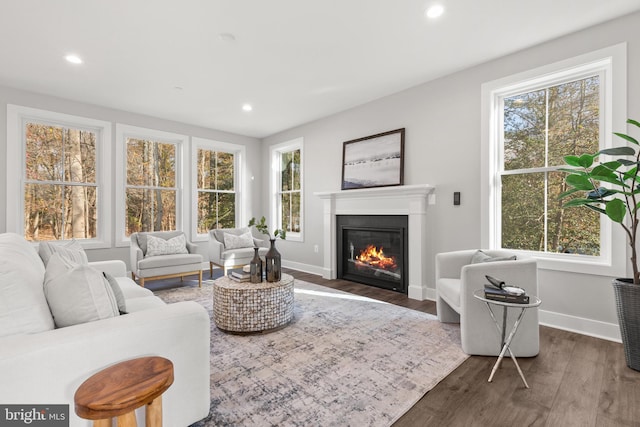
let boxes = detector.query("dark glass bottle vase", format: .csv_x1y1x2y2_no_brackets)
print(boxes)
249,247,263,283
265,239,282,282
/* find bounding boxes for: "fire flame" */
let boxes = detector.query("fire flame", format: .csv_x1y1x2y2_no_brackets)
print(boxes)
356,245,397,270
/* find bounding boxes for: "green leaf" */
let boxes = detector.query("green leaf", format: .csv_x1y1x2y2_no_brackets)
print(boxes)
617,159,638,166
614,132,639,146
584,204,606,215
628,118,640,129
563,198,596,207
600,147,636,156
563,155,582,167
558,188,580,199
565,174,594,191
605,198,626,223
576,154,594,168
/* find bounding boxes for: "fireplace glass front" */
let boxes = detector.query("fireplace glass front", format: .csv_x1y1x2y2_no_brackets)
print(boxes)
337,215,407,293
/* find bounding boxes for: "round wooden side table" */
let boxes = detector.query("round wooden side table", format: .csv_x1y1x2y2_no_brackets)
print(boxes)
213,273,295,333
74,356,174,427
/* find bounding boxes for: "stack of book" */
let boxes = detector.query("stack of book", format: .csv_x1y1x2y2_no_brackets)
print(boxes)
484,285,529,304
228,268,250,282
483,275,529,304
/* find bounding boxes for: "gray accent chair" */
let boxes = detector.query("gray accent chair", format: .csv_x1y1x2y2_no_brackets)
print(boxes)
208,227,268,277
130,231,203,287
435,249,539,357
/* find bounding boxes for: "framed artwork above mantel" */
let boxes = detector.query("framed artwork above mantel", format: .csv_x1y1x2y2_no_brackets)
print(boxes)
341,128,405,190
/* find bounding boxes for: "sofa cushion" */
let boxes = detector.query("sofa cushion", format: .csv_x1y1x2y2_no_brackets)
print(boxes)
437,278,462,312
138,253,202,270
38,239,88,266
212,227,251,245
223,231,254,249
103,272,127,314
135,231,185,256
146,234,188,257
471,250,516,264
44,254,119,328
0,233,54,337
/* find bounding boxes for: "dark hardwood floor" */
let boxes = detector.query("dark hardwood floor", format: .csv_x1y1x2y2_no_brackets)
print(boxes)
151,269,640,427
283,269,640,427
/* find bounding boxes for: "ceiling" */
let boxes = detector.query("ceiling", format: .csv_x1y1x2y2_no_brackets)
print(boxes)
1,1,639,139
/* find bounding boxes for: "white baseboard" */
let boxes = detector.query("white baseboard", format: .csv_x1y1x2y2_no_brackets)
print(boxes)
539,309,621,343
282,260,325,276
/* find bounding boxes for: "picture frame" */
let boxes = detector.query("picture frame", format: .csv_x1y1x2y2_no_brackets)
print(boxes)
341,128,405,190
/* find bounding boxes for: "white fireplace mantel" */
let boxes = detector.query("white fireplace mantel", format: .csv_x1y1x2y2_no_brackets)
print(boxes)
314,184,435,300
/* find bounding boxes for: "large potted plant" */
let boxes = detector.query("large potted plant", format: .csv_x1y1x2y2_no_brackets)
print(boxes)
248,216,286,282
560,118,640,370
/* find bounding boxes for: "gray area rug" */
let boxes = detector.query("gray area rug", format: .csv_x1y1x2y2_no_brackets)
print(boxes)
155,279,468,427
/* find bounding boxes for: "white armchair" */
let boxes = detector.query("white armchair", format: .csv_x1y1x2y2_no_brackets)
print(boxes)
435,249,539,357
208,227,269,277
130,231,203,287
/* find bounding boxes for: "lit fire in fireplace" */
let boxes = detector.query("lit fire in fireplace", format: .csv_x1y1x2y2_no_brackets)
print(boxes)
356,245,397,270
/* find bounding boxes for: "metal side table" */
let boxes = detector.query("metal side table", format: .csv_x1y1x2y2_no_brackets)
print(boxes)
473,289,541,388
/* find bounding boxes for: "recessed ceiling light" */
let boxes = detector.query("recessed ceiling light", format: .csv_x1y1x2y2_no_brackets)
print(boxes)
64,54,83,64
425,4,444,19
242,104,253,112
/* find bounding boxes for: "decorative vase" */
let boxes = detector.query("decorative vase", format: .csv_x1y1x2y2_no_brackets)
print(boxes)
249,247,263,283
612,278,640,371
265,239,281,282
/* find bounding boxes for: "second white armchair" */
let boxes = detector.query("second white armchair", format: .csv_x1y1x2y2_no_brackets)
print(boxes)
435,249,539,357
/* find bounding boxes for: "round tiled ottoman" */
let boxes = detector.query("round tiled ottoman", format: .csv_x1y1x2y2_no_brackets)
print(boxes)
212,273,294,333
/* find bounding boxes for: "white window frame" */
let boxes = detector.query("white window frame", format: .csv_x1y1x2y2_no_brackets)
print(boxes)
115,124,187,247
190,137,245,242
481,43,627,276
270,138,304,243
6,105,112,249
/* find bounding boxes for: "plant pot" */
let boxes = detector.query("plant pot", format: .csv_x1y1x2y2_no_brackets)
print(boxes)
612,278,640,371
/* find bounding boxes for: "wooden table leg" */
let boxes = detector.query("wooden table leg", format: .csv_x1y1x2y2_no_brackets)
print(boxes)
146,396,163,427
94,419,112,427
116,411,137,427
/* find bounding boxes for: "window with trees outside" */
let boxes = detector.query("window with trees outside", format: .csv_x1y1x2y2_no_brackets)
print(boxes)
196,148,236,233
482,44,627,275
501,76,601,255
24,123,98,241
271,139,303,241
125,138,178,235
6,105,111,247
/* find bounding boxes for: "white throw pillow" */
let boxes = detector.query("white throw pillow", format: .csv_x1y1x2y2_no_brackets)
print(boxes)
38,239,88,266
146,234,189,257
0,233,54,337
44,253,119,328
223,231,254,250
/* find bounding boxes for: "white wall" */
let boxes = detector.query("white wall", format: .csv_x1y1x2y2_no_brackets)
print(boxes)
262,11,640,341
0,85,263,264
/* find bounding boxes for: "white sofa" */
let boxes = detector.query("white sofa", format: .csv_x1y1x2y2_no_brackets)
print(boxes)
435,249,539,357
0,233,211,426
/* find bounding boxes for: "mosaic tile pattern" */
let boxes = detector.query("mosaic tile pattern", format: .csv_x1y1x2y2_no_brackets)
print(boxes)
212,274,294,332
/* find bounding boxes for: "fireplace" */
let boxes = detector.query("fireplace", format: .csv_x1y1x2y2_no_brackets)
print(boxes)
337,215,408,293
315,184,435,300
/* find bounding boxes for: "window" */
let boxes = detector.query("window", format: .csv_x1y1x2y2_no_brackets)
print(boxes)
271,138,303,242
115,125,187,244
6,105,111,248
481,44,627,275
192,137,244,239
501,76,601,255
